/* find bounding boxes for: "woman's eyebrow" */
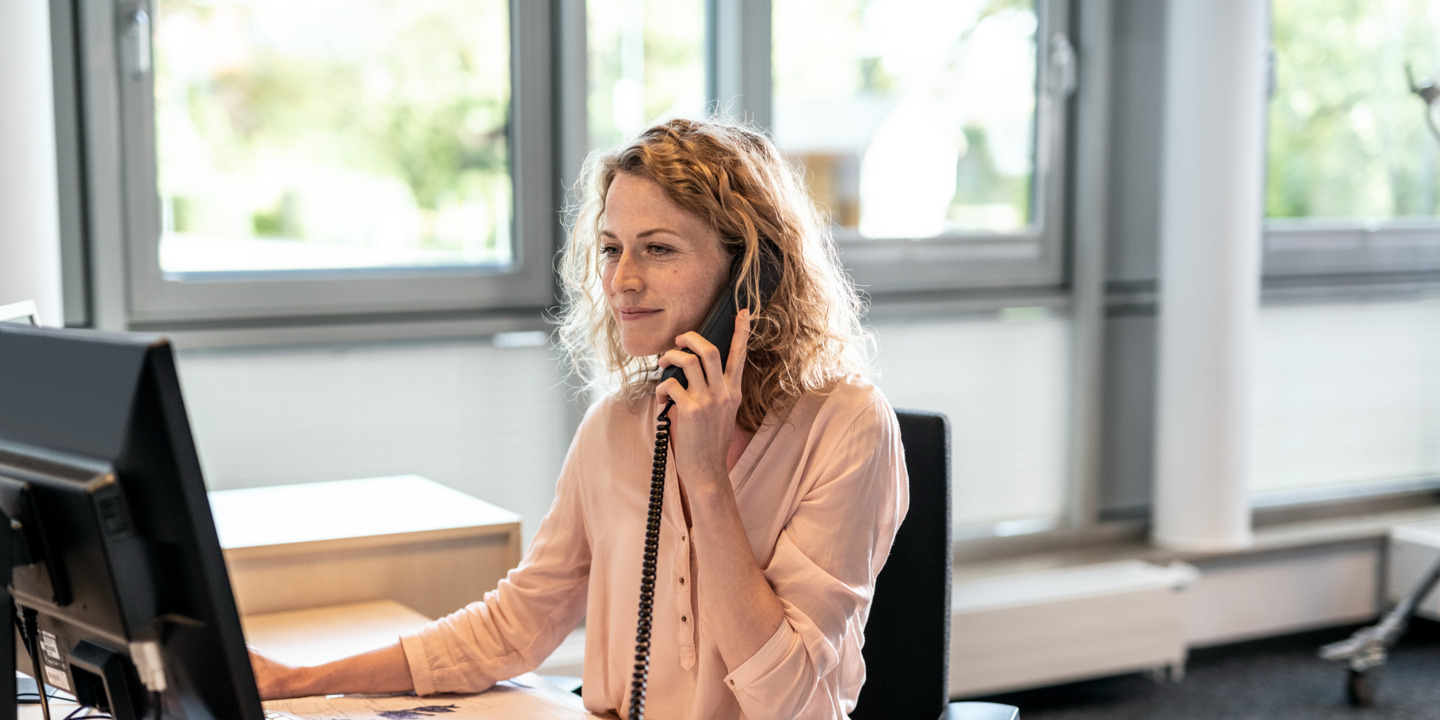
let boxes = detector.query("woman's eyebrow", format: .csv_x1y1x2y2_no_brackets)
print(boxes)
599,227,684,240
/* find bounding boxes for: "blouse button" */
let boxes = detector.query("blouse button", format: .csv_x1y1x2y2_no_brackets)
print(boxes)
681,616,688,623
679,577,686,586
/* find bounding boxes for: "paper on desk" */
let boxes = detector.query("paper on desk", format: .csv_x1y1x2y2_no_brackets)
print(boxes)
264,677,597,720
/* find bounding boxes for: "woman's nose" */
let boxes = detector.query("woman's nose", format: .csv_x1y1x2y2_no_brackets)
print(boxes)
610,253,643,293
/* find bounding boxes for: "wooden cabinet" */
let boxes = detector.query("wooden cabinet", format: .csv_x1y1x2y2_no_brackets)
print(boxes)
210,475,521,620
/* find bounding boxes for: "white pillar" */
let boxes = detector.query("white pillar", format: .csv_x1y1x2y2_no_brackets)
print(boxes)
1152,0,1267,552
0,2,65,326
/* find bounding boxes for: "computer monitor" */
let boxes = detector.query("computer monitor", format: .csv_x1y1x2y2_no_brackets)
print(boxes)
0,323,263,720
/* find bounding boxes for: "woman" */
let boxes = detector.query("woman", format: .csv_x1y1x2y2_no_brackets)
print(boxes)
251,118,908,720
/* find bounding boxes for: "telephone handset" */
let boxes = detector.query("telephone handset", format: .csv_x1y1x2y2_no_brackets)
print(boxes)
658,252,781,392
628,249,780,720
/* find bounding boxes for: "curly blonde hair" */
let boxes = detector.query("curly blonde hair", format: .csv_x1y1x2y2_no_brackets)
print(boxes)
556,118,871,432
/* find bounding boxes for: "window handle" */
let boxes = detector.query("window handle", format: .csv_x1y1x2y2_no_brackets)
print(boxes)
1048,32,1076,97
128,7,151,78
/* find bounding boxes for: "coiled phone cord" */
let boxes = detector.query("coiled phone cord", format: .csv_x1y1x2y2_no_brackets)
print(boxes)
628,400,673,720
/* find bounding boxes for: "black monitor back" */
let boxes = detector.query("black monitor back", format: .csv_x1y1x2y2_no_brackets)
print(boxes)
0,324,262,720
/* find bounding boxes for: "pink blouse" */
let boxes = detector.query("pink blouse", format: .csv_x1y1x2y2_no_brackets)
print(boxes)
399,374,908,720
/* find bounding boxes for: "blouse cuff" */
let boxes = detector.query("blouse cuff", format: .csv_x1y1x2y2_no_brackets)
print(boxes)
399,631,437,696
723,620,798,694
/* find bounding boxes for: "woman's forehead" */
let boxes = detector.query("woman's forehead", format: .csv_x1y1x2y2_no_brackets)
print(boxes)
603,174,711,234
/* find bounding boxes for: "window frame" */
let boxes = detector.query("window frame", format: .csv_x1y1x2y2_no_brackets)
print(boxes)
1261,0,1440,283
64,0,557,332
1263,222,1440,279
760,0,1074,297
62,0,1075,331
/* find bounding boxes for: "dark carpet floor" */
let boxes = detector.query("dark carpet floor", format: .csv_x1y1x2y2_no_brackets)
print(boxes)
970,619,1440,720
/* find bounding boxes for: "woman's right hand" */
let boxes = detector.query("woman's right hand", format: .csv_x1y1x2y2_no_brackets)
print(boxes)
248,645,301,700
246,640,414,700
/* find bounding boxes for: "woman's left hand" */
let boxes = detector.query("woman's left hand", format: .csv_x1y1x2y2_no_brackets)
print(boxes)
656,309,751,488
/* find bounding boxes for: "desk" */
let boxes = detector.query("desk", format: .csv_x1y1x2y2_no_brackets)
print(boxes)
210,476,522,619
244,600,599,719
17,601,599,720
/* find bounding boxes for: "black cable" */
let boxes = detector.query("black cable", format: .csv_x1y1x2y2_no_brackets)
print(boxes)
22,607,53,720
16,691,74,705
62,707,110,720
627,400,673,720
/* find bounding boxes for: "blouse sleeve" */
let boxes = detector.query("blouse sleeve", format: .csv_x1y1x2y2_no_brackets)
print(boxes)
398,407,598,695
723,396,908,720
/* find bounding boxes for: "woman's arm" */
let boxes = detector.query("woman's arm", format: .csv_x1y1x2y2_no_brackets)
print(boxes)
251,643,413,700
660,317,906,719
656,310,786,669
250,401,603,701
682,458,788,670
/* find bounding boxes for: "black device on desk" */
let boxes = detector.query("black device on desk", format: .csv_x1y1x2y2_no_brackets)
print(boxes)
0,324,263,720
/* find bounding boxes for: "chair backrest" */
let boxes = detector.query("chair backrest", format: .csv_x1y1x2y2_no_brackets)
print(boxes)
851,409,953,720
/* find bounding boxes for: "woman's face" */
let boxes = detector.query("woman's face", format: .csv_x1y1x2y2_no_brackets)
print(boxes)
601,172,731,358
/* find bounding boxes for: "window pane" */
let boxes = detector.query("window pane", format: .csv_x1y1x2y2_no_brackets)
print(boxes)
772,0,1037,238
586,0,707,153
153,0,511,274
1268,0,1440,221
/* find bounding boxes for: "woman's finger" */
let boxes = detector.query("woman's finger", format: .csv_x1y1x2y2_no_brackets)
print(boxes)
670,332,726,390
658,346,709,389
723,309,752,389
655,375,693,410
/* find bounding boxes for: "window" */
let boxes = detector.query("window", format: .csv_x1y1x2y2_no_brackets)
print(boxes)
58,0,1080,538
586,0,708,153
1252,0,1440,504
154,1,513,276
769,0,1077,534
67,0,555,329
1265,0,1440,277
772,0,1071,294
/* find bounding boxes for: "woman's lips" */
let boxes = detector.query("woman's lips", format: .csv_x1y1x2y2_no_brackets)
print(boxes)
618,308,660,321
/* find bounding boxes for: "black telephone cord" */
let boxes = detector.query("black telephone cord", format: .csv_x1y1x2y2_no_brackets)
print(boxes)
628,401,672,720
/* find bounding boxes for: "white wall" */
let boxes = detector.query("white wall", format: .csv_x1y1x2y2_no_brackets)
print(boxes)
0,1,64,325
1252,298,1440,495
174,340,573,547
872,311,1071,528
171,313,1075,547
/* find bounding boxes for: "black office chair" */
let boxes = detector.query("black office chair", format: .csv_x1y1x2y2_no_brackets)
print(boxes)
851,409,1019,720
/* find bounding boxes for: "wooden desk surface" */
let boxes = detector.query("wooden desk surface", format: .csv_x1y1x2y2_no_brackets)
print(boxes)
18,601,597,720
245,600,598,719
242,599,433,665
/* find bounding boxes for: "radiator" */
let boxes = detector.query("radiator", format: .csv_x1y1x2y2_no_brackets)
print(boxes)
1388,519,1440,622
951,560,1198,698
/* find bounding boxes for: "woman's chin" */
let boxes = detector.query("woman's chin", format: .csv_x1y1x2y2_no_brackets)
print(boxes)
619,335,671,359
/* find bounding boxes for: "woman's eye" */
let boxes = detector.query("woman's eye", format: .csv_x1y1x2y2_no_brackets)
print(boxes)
600,245,620,259
648,244,672,256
